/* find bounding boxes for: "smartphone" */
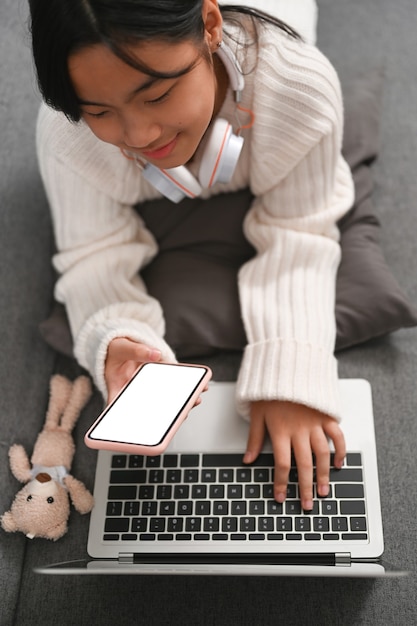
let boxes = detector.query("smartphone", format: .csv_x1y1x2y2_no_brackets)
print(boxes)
84,362,212,455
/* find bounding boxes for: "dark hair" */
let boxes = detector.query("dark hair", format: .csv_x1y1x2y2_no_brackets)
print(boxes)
28,1,299,122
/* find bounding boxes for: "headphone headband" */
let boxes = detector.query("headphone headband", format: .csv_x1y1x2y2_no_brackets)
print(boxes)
215,41,245,101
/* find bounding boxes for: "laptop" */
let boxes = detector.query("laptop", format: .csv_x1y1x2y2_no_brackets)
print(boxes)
36,379,406,577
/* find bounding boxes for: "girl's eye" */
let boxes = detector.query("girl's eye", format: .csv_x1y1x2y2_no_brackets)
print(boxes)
84,110,109,119
146,89,172,105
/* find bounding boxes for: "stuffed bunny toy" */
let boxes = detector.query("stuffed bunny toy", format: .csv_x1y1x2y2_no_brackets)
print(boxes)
1,374,94,540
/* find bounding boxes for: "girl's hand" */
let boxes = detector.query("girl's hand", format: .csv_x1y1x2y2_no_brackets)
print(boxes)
244,400,346,511
104,337,164,403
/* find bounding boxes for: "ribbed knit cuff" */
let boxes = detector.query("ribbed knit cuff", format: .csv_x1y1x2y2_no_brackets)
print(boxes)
74,314,176,401
236,338,341,421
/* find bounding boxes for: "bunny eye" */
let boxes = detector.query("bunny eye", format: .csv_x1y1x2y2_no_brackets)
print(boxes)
26,495,33,502
47,497,54,504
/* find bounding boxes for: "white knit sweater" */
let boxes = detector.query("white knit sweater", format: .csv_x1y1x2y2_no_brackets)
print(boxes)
36,22,354,419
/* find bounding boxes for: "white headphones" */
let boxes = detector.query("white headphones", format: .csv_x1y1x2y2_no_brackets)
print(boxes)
126,42,245,203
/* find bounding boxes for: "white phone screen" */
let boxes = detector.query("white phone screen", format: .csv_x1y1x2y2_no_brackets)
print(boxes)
88,363,208,446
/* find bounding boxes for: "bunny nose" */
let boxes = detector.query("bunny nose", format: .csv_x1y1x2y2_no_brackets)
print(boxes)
35,472,52,483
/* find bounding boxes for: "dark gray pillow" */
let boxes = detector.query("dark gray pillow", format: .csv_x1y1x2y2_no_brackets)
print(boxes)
39,70,417,359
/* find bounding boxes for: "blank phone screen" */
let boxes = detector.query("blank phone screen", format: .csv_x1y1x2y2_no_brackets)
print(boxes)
88,363,208,446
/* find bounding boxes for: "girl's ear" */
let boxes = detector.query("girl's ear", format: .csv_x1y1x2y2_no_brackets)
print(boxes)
202,0,223,52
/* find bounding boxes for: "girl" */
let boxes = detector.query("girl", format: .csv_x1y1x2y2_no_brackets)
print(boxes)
28,0,353,511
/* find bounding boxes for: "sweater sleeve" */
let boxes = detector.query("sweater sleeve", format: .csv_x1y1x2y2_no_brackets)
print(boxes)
36,104,176,399
236,37,355,420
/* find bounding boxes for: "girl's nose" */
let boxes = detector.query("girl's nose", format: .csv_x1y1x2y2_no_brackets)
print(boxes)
123,113,162,150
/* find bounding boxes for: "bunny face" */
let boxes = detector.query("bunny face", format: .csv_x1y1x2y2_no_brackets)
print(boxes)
1,472,70,540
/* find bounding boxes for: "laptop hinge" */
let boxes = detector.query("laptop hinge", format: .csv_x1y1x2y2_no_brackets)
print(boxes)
335,552,352,567
119,553,134,564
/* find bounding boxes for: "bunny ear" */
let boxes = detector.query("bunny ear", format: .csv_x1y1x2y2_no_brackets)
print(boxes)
44,375,73,429
8,444,32,483
60,376,93,432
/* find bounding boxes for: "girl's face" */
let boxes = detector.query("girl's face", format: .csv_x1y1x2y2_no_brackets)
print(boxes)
69,39,224,168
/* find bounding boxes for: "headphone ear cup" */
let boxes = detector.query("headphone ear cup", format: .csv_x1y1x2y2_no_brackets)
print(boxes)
142,163,202,204
198,118,244,189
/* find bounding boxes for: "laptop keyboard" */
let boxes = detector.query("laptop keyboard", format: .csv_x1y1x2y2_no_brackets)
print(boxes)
103,452,368,543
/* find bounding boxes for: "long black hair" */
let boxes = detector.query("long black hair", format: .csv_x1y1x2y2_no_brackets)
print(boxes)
28,0,299,122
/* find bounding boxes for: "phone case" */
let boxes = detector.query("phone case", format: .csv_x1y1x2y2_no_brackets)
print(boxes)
84,362,212,456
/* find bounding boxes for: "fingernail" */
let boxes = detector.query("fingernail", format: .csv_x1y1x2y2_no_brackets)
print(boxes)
303,499,313,511
319,484,329,497
275,491,286,504
149,349,162,361
243,452,253,464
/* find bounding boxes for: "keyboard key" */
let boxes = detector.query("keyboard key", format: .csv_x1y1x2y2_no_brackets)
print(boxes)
249,501,265,515
219,469,234,482
213,501,229,515
203,454,243,467
204,517,220,532
167,470,182,483
108,486,137,500
192,485,207,499
146,456,161,468
350,517,367,532
258,517,274,532
184,469,199,483
335,484,364,498
240,517,256,532
195,501,210,515
110,470,146,484
149,470,164,483
276,518,292,532
228,485,243,499
159,501,175,516
111,455,127,468
245,485,260,499
128,455,144,468
185,518,201,532
323,534,340,541
346,453,362,466
124,501,140,516
222,517,238,532
286,534,302,540
105,518,129,533
286,501,302,515
150,518,166,532
174,485,189,499
121,534,137,541
267,501,283,515
163,455,178,467
342,533,368,540
295,517,311,532
167,518,183,532
202,469,216,482
313,517,329,532
106,502,122,516
131,518,147,532
139,485,155,500
180,454,199,467
321,500,338,515
253,468,270,483
231,501,247,516
210,485,225,498
332,517,348,532
236,468,252,482
141,501,157,516
178,501,194,515
340,501,366,515
329,468,363,482
157,485,172,500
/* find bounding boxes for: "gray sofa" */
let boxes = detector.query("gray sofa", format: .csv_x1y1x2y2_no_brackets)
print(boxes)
1,0,416,624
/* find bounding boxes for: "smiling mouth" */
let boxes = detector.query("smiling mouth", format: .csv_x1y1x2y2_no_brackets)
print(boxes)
141,136,178,160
